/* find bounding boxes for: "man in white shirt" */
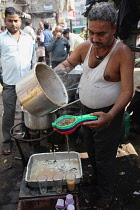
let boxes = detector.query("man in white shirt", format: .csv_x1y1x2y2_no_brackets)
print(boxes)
0,7,33,155
23,21,36,69
62,28,84,54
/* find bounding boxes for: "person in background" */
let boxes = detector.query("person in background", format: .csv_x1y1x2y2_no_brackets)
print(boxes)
73,29,77,34
47,25,70,69
33,27,38,50
80,26,86,40
0,26,6,85
39,21,44,31
54,2,134,209
40,22,53,65
23,21,36,69
36,39,46,63
62,28,84,55
0,26,6,33
35,28,45,62
0,7,33,155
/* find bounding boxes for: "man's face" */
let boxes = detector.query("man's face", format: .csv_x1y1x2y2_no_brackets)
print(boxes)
88,20,117,49
4,14,21,34
54,26,62,36
63,33,69,40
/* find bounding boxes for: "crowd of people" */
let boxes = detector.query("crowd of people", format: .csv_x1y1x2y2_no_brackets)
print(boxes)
0,6,87,155
0,2,136,210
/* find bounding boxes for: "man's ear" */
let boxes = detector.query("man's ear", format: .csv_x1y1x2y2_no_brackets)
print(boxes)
112,23,117,34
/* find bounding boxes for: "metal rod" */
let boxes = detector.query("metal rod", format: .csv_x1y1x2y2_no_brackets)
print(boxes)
50,99,80,113
67,87,78,91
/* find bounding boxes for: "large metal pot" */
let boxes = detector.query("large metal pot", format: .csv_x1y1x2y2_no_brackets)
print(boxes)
24,111,56,130
16,63,68,117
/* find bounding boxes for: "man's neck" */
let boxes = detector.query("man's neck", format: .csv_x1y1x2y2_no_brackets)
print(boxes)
10,31,20,40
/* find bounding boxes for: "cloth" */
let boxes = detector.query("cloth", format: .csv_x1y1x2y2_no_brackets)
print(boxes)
82,104,124,198
23,26,36,44
0,29,33,85
68,32,84,52
2,83,17,142
47,37,70,63
79,39,121,109
40,29,52,47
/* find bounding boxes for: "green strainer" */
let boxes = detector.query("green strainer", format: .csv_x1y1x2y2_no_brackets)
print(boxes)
52,114,98,134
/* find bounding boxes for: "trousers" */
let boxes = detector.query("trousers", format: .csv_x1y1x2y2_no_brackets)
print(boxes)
2,83,17,143
81,104,124,198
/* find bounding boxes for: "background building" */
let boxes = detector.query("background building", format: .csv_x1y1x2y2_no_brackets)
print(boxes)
0,0,87,31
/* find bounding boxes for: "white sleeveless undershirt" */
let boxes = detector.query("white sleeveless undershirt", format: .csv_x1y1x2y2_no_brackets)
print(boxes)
79,39,121,109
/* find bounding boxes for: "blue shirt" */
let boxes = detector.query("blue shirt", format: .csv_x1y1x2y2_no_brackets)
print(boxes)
0,29,33,85
40,29,52,47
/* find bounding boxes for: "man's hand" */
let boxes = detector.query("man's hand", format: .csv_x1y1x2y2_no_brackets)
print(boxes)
53,63,67,73
55,32,62,41
54,63,71,74
83,112,112,128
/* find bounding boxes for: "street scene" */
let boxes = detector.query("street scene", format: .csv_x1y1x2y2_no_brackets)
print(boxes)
0,0,140,210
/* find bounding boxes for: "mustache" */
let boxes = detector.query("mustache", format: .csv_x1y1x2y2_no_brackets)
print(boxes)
92,42,102,45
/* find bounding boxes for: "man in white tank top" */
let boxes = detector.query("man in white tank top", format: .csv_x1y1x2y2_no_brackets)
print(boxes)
54,2,134,209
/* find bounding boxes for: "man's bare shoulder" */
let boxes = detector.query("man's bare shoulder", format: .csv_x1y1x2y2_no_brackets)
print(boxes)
78,40,91,49
116,41,132,54
114,41,134,62
113,41,134,72
74,40,91,56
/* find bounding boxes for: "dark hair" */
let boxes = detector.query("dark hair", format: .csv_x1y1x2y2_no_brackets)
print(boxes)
25,21,31,26
88,2,117,26
62,28,70,35
5,7,21,18
44,22,49,29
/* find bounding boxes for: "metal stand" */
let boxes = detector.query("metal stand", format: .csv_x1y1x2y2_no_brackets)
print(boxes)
10,122,55,167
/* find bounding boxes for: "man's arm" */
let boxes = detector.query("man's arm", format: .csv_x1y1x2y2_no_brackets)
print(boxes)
54,41,87,73
47,38,56,52
107,45,134,118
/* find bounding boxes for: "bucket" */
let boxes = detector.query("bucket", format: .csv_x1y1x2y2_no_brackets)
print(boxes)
16,63,68,116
